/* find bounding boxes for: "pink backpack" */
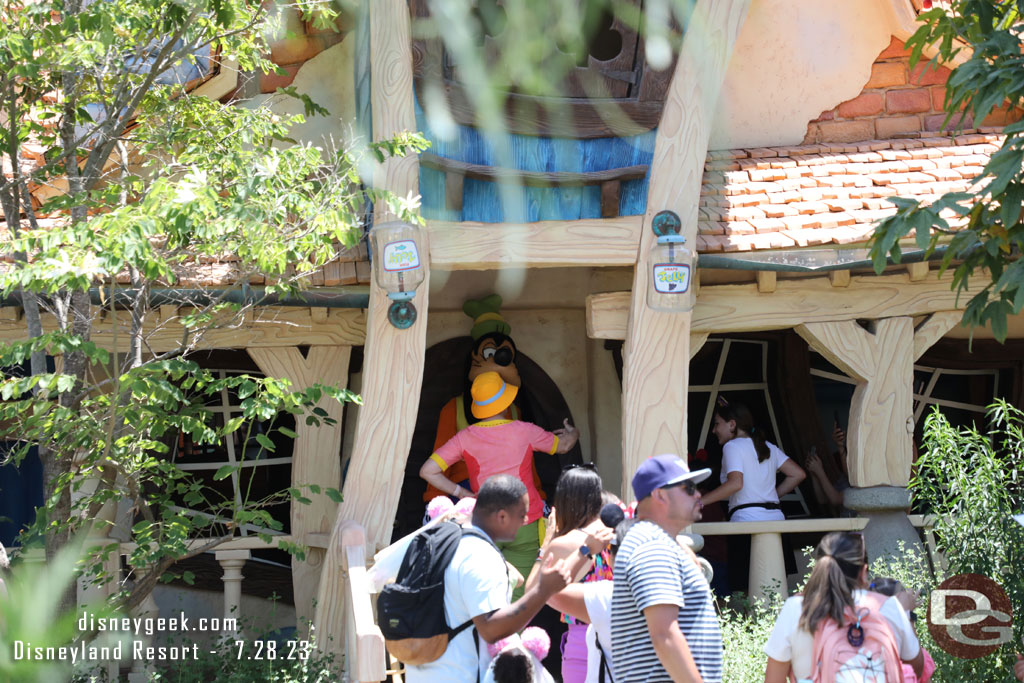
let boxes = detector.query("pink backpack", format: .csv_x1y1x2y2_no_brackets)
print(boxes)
810,591,905,683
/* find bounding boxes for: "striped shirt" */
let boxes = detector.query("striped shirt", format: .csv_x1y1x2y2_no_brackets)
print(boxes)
610,521,723,682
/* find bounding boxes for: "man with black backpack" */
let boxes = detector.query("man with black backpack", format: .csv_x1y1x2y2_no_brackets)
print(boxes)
403,474,574,682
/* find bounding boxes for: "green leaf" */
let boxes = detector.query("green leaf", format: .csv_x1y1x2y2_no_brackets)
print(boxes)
213,465,235,481
255,433,276,452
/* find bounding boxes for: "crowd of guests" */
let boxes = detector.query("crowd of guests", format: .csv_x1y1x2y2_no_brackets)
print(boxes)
408,378,1020,682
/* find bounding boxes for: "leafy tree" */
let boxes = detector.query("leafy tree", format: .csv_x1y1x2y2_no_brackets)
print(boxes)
869,0,1024,341
0,0,426,616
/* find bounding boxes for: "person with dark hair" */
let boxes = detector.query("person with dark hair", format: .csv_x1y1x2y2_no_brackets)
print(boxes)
701,398,806,595
806,423,854,517
524,466,613,683
611,454,723,682
701,399,805,522
763,532,924,683
492,648,534,683
870,576,936,683
546,517,637,683
405,474,574,682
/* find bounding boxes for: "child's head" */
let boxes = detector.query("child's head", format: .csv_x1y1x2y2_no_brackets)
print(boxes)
492,648,533,683
870,576,918,619
487,627,550,683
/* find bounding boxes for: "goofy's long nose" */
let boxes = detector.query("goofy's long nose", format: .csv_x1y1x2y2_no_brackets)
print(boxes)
494,347,514,367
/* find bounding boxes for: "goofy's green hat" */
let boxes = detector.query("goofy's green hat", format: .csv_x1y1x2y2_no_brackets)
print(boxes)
463,294,511,340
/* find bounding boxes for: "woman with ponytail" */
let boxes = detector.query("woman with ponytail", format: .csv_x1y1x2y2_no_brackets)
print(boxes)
701,398,805,593
701,398,805,522
763,532,924,682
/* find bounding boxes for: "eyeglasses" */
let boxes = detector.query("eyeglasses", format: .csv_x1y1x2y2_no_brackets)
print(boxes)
664,479,698,496
716,395,729,408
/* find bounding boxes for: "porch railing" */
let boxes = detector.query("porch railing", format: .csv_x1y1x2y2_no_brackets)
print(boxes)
689,517,868,601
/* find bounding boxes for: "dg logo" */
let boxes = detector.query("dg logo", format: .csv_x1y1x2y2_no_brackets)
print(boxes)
927,573,1014,659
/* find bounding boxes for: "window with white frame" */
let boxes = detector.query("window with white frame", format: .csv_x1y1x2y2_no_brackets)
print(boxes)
169,365,295,537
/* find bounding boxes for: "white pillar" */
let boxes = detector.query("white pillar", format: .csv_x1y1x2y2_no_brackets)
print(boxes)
216,549,250,631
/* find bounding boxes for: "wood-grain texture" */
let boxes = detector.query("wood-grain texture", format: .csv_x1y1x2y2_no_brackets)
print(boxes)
796,318,914,487
315,0,426,669
586,271,971,340
428,216,643,269
247,346,351,630
620,0,753,498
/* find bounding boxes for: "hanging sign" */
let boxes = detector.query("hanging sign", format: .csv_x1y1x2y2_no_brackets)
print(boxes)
652,263,691,294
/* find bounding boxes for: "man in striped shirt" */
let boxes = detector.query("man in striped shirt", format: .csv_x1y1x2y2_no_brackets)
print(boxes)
611,455,723,682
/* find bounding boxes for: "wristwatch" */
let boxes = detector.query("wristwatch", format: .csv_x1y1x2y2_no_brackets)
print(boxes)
579,545,593,560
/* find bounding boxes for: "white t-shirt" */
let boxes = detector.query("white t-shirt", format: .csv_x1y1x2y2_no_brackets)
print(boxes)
763,590,921,680
720,437,789,521
405,525,510,682
583,581,614,683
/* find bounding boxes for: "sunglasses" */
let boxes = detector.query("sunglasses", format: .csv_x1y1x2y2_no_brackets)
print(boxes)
664,479,698,496
562,462,598,472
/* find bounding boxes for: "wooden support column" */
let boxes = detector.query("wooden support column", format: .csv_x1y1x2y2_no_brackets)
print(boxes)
796,313,959,559
316,0,426,664
247,346,351,628
620,0,753,498
796,317,915,487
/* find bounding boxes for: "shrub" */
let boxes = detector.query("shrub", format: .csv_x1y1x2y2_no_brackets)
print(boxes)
904,402,1024,682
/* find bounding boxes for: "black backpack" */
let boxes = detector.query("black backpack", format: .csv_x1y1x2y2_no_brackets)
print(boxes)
377,521,503,665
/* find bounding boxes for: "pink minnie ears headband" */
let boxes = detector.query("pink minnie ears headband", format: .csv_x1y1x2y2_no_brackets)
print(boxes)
487,627,551,661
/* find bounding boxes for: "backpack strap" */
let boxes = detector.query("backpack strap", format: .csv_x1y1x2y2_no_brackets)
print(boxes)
595,634,611,683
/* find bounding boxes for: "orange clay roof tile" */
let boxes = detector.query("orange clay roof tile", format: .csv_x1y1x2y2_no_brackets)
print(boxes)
696,131,1004,253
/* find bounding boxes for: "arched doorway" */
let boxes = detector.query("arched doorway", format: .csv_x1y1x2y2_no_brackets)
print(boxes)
392,336,583,542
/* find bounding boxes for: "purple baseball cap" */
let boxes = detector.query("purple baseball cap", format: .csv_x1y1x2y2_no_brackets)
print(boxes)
632,454,711,501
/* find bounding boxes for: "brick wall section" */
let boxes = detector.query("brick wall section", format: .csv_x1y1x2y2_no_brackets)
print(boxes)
697,131,1002,253
256,5,351,94
804,37,1017,145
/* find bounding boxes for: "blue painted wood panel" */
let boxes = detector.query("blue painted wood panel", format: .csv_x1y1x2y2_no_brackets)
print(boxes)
415,98,654,222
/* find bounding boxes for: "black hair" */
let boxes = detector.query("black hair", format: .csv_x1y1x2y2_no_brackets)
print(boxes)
475,474,528,517
611,517,637,554
869,577,902,596
492,648,532,683
714,400,771,463
553,467,603,537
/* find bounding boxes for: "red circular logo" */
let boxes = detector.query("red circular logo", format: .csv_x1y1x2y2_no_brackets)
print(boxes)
927,573,1014,659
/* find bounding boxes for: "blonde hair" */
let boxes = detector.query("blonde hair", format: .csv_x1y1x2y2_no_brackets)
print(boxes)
798,532,867,633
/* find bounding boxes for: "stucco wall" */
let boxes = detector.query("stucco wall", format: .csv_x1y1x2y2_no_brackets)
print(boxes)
251,36,356,151
710,0,895,150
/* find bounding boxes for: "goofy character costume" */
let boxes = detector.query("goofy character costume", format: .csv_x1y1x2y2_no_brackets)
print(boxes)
420,370,579,599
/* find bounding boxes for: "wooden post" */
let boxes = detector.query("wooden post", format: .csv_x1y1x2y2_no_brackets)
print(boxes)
796,317,915,487
621,0,753,498
796,314,955,561
315,0,426,667
247,346,351,629
339,521,386,683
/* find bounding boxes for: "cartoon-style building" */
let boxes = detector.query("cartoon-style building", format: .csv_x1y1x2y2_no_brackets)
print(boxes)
2,0,1020,680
